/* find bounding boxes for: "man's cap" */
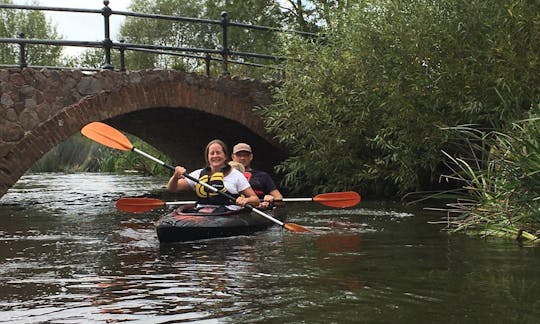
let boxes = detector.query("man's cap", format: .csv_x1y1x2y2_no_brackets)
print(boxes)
233,143,252,154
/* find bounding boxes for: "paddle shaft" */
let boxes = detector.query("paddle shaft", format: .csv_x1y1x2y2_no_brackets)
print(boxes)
134,148,224,193
161,191,360,209
131,147,285,227
279,198,313,202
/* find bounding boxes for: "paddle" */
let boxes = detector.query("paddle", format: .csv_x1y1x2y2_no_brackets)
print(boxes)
117,191,361,213
279,191,361,208
81,121,310,233
116,197,196,213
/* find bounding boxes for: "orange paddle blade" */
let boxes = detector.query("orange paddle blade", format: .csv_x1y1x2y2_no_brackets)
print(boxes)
81,122,133,151
313,191,361,208
284,223,311,232
116,197,165,213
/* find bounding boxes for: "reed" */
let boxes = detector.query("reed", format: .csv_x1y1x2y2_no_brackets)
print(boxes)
436,113,540,243
31,133,170,176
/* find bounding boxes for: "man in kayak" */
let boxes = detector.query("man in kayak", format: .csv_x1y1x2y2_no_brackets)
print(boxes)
231,142,283,207
167,139,260,212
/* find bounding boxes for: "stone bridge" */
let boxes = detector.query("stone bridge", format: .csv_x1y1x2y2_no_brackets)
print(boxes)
0,68,286,199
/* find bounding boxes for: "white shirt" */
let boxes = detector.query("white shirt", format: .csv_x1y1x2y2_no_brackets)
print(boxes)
186,168,251,210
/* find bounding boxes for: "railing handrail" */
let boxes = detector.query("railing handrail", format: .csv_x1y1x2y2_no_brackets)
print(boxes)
0,1,317,75
0,3,315,36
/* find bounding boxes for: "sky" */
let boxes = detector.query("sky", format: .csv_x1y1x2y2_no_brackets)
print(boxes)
12,0,131,55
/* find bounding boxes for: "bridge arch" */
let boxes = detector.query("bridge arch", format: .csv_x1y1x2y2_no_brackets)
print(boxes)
0,69,285,198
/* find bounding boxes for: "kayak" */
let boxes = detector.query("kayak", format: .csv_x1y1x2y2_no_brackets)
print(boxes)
155,205,286,243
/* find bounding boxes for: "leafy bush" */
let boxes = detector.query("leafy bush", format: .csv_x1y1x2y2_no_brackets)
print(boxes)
258,0,540,196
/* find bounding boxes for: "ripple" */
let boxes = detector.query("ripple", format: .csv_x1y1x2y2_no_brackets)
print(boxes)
306,207,414,218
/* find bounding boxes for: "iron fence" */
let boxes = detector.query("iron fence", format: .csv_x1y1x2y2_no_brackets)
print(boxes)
0,0,316,76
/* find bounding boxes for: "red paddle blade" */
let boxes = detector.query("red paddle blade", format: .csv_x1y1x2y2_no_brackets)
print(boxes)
284,223,311,232
313,191,361,208
116,197,165,213
81,122,133,151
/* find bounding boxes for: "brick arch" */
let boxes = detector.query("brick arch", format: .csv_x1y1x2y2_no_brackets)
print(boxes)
0,69,280,198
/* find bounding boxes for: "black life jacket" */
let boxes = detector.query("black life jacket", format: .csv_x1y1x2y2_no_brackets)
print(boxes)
244,171,264,198
195,165,237,205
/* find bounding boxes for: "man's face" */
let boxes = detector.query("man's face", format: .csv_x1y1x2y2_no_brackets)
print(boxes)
232,151,253,168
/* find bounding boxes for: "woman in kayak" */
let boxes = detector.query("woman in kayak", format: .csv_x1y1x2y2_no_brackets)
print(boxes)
167,139,260,212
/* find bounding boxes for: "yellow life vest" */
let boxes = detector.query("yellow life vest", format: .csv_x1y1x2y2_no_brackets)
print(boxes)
195,165,235,205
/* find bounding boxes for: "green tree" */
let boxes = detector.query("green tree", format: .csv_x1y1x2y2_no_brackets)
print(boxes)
119,0,285,77
258,0,540,196
69,47,111,70
0,0,62,66
279,0,352,33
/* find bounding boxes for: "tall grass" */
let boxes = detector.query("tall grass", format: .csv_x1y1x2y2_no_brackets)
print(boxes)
31,133,170,176
30,134,102,172
437,109,540,243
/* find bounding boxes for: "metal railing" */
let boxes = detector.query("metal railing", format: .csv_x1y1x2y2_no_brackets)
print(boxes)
0,0,317,76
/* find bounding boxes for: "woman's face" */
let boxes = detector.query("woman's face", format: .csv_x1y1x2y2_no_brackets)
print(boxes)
207,143,227,169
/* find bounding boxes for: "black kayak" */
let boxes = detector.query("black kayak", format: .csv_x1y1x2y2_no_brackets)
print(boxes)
156,205,286,243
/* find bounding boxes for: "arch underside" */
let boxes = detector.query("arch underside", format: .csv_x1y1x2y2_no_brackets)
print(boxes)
106,107,286,171
0,71,283,198
1,106,285,198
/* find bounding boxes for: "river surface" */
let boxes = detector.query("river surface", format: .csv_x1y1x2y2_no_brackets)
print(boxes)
0,172,539,323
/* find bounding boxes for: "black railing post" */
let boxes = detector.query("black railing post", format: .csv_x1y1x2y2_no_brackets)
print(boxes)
205,53,211,77
119,39,126,71
101,0,114,70
18,33,27,68
220,12,229,75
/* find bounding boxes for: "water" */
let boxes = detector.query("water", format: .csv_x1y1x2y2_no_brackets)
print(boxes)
1,173,539,323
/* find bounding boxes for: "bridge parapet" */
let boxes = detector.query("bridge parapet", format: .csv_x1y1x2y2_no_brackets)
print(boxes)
0,68,280,199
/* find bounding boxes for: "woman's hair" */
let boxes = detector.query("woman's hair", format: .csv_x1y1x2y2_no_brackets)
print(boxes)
204,139,228,165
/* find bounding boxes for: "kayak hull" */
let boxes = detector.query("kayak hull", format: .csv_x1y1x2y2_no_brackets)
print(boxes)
155,205,285,243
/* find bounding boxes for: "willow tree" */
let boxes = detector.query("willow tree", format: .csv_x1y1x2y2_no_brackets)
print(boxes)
258,0,540,196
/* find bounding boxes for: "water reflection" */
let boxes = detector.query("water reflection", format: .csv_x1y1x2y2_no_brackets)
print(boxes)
1,173,540,323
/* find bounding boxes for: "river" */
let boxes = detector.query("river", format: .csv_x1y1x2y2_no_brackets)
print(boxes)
0,172,539,323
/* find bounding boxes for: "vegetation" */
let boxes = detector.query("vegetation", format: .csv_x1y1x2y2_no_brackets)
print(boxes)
3,0,540,241
30,134,102,172
254,0,540,241
31,133,171,176
435,109,540,242
258,0,540,198
113,0,283,77
0,0,62,65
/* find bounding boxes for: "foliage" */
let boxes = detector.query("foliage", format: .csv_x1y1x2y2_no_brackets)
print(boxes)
118,0,307,78
0,0,63,65
121,0,346,78
257,0,540,196
31,133,103,172
31,133,171,176
278,0,351,33
437,108,540,243
67,47,124,70
97,136,171,176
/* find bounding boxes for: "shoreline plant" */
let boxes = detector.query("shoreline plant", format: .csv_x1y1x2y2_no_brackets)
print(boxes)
433,109,540,243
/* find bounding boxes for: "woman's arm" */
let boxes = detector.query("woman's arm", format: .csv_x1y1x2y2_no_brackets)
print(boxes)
167,166,192,192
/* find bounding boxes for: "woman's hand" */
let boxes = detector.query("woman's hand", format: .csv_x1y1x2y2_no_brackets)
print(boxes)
168,166,187,192
173,166,186,179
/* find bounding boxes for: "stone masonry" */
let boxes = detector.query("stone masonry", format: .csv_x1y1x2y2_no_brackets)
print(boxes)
0,68,276,198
